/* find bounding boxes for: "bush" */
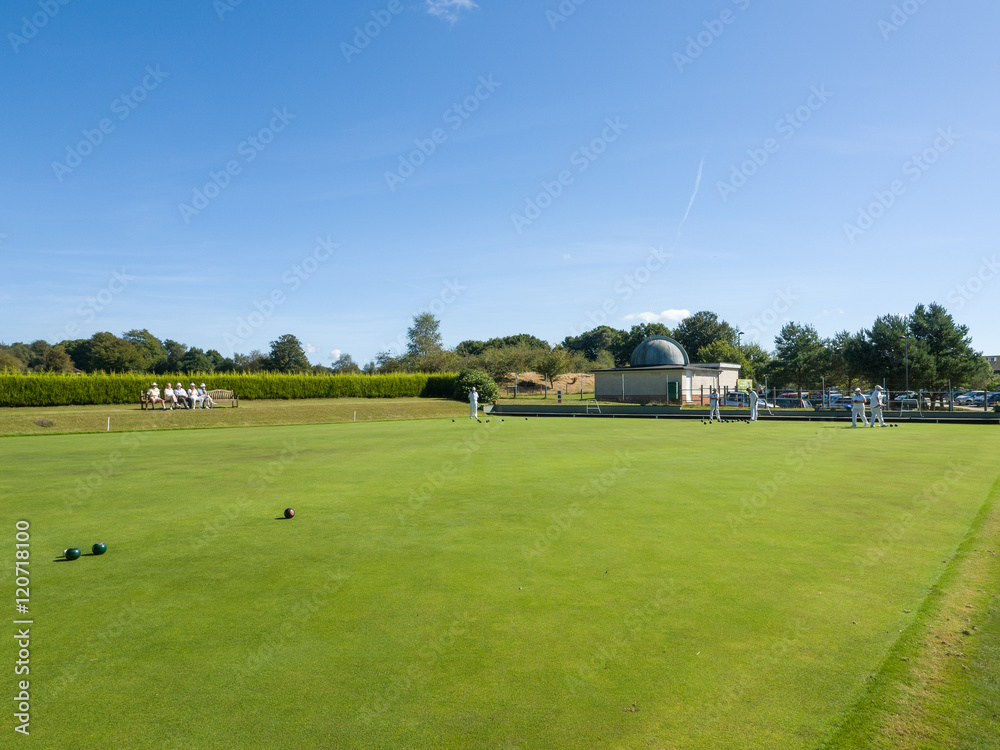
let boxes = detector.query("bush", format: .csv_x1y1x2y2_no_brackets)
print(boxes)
453,370,498,403
0,372,459,407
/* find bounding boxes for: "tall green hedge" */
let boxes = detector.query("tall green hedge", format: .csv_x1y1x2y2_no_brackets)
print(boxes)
0,372,458,407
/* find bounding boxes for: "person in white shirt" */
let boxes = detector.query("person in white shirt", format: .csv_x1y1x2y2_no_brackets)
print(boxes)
708,388,721,422
198,383,215,409
147,382,166,410
175,382,193,409
749,387,759,421
851,387,869,427
869,384,886,427
189,383,205,409
469,386,479,420
163,384,178,409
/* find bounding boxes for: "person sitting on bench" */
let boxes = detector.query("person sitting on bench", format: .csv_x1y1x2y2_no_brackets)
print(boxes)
147,382,166,410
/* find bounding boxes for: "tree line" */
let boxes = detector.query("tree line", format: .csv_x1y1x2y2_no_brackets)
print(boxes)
1,303,993,392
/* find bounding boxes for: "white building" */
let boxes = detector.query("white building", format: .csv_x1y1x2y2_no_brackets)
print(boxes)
593,336,740,404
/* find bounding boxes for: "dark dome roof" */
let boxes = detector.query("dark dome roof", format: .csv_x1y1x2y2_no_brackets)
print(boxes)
630,336,690,367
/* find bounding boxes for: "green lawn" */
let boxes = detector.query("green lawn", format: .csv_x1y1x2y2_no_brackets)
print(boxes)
0,397,464,437
2,418,998,748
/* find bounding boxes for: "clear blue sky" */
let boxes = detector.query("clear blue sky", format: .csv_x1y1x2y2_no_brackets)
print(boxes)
3,0,998,364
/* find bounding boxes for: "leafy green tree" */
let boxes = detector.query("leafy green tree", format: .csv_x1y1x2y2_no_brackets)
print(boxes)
562,326,621,362
484,333,549,350
673,312,736,362
455,340,486,357
161,340,189,373
909,303,983,387
59,339,92,371
767,322,828,391
476,346,520,385
265,334,311,373
406,313,443,359
177,347,214,372
88,332,150,372
453,369,499,403
235,350,268,372
825,330,859,392
696,340,740,364
42,345,74,373
847,315,935,390
739,342,771,384
123,329,166,370
331,353,361,374
206,349,226,370
0,349,26,372
2,342,32,369
216,357,238,372
27,340,51,370
534,348,573,393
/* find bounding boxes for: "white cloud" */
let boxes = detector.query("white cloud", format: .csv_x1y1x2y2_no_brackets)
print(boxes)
330,349,342,360
426,0,477,23
305,343,319,354
623,309,691,324
562,253,572,260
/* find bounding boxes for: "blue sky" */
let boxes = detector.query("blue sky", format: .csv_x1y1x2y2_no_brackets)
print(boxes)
3,0,998,365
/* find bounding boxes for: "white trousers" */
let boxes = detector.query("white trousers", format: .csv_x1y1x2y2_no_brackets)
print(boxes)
750,402,758,421
470,401,478,419
852,405,868,427
709,403,721,421
870,405,885,426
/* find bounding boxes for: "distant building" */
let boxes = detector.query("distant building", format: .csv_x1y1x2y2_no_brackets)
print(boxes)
593,336,740,404
985,355,1000,375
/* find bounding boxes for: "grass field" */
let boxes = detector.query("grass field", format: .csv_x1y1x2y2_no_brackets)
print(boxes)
0,398,463,437
2,416,998,748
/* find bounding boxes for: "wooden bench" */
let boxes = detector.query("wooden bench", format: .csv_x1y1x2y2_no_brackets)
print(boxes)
140,390,169,410
205,389,238,408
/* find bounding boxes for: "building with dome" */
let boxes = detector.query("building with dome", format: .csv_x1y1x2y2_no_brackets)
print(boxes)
593,336,740,404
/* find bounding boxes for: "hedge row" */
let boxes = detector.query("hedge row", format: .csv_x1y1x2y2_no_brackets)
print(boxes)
0,372,459,407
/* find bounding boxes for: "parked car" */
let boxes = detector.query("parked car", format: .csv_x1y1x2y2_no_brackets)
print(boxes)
819,396,853,411
955,390,982,404
723,392,775,408
890,390,930,408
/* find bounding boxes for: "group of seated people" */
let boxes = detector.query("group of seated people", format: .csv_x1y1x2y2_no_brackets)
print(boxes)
145,382,215,410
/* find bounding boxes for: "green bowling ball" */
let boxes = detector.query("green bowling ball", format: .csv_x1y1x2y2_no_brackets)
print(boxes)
64,547,81,561
92,542,107,555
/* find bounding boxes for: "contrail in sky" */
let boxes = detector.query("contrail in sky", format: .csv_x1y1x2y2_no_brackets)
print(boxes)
676,155,705,236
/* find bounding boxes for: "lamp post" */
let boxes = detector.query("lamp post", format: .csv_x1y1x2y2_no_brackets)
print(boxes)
736,330,744,378
904,335,909,393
